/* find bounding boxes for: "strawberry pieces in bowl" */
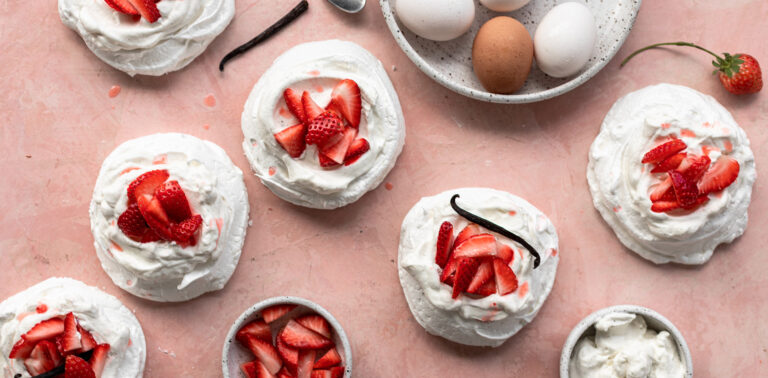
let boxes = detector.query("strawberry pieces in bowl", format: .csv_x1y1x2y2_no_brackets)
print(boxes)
8,312,111,377
643,139,740,213
117,169,204,247
274,79,369,170
223,297,351,378
436,221,520,299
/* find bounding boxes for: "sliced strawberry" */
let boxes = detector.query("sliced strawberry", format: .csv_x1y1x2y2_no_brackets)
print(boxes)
496,243,514,264
296,350,316,378
255,360,278,378
169,214,203,247
302,91,324,123
284,88,306,124
343,138,369,166
473,279,497,297
295,315,331,339
262,304,297,324
677,154,711,181
329,366,344,378
90,343,110,378
138,198,173,241
311,367,344,378
24,341,60,375
22,317,65,343
306,112,344,147
452,258,480,299
104,0,139,15
318,153,341,169
328,79,362,128
237,319,271,345
669,171,699,208
451,234,498,259
9,338,35,359
64,354,95,378
280,320,333,350
127,169,169,204
453,224,482,249
77,326,98,354
651,200,680,213
314,348,341,369
276,331,298,373
154,180,192,222
275,124,308,158
642,139,687,164
492,258,519,295
320,127,357,164
439,258,458,285
434,221,454,268
242,335,282,375
649,175,674,202
241,361,259,378
126,0,161,23
698,157,740,194
651,152,687,173
467,258,494,293
60,313,82,354
278,366,297,378
117,202,152,241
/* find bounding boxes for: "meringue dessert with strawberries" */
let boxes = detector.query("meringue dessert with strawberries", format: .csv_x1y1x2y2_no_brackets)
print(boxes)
398,188,559,347
58,0,235,76
0,278,146,378
89,133,249,301
242,40,406,209
588,83,756,264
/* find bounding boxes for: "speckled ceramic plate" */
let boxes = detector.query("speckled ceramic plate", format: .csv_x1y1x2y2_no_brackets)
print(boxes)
380,0,642,103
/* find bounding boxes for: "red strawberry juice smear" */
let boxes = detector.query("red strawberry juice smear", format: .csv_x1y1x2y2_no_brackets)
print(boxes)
108,85,121,98
204,94,216,107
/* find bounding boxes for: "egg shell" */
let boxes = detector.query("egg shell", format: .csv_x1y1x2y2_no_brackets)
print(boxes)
395,0,475,42
472,17,534,94
534,2,597,78
480,0,531,12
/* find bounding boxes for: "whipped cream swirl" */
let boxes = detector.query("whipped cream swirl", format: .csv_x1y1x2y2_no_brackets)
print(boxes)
89,133,249,302
587,84,756,264
241,40,406,209
58,0,235,76
398,188,559,347
570,312,686,378
0,278,146,378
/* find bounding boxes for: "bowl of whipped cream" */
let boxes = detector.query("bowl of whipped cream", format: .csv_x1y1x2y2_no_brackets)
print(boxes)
560,305,693,378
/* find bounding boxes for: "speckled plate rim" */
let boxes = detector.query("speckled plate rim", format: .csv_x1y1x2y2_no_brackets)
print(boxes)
559,304,693,377
379,0,643,104
221,296,353,378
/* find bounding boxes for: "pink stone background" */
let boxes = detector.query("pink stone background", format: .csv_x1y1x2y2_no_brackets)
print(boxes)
1,0,767,377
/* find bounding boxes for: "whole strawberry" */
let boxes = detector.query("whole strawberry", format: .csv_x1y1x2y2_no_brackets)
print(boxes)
621,41,762,95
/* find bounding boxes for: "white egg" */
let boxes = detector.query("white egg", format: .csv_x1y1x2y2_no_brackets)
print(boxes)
534,2,597,78
395,0,475,42
480,0,531,12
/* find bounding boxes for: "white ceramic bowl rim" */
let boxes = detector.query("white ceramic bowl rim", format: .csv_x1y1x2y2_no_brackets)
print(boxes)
222,296,353,378
559,304,693,378
379,0,643,104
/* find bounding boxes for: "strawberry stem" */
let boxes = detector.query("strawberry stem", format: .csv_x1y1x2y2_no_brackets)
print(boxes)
620,41,725,68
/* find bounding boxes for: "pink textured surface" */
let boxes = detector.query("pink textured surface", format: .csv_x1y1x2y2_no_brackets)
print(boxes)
0,0,766,377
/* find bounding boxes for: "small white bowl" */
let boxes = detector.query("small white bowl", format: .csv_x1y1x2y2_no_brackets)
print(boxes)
222,296,352,378
380,0,642,103
560,305,693,378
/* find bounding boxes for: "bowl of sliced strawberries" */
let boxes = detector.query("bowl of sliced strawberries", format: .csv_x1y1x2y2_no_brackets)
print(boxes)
222,296,351,378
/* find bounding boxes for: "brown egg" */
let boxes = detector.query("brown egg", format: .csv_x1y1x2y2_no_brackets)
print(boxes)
472,16,533,94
